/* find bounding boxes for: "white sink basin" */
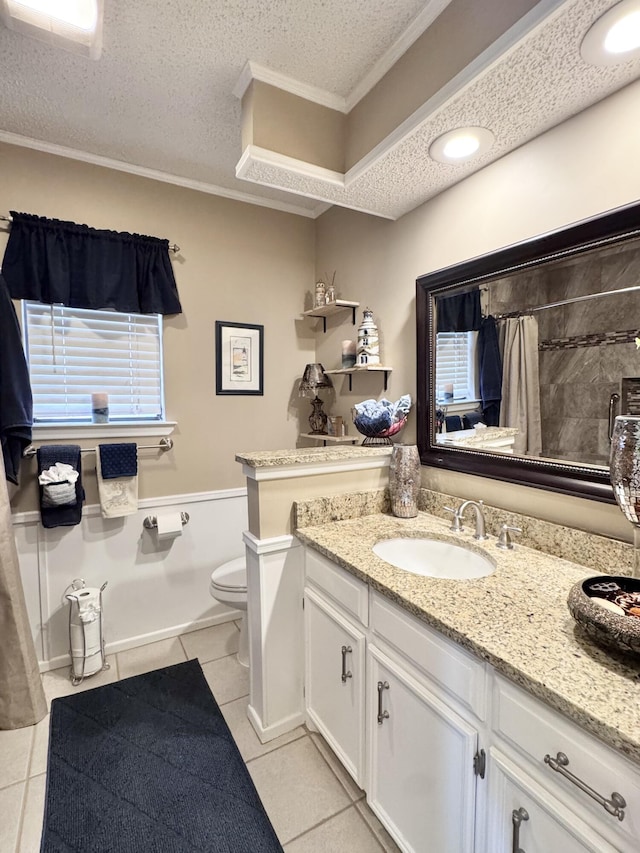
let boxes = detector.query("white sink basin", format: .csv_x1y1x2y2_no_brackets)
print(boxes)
372,537,495,580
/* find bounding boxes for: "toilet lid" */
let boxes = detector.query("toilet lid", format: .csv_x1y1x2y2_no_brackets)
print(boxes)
210,557,247,593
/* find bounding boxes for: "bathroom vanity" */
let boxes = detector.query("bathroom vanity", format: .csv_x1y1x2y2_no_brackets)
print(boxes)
236,446,639,852
297,512,640,853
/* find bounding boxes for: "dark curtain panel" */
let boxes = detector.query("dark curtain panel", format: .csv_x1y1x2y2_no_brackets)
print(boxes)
0,273,32,485
2,212,182,315
436,290,481,332
478,316,502,426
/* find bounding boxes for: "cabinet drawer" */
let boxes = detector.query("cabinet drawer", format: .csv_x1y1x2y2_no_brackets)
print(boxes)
370,591,487,719
493,675,640,845
483,747,620,853
305,547,368,626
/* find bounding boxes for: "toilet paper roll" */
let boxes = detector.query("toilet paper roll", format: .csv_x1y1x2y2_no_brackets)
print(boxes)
156,511,183,540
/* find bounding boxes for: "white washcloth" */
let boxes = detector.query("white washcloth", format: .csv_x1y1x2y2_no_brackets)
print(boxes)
38,462,79,485
38,462,79,506
96,447,138,518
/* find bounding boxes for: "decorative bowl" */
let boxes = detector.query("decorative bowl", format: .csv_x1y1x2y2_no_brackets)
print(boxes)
352,395,411,445
353,415,407,446
567,575,640,656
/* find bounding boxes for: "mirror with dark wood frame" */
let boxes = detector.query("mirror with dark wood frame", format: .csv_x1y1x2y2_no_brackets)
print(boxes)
416,202,640,504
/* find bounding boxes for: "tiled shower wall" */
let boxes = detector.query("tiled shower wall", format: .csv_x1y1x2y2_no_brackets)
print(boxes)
489,236,640,466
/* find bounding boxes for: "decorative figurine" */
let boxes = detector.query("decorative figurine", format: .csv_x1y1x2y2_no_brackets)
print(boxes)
356,307,381,365
314,280,326,308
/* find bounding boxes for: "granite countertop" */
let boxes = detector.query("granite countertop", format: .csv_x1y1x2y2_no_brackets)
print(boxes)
296,511,640,765
236,446,392,468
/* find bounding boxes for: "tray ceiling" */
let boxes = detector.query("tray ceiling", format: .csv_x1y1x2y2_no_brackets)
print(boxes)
0,0,638,220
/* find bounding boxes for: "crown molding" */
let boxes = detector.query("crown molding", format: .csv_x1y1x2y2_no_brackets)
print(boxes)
235,144,395,220
233,60,347,112
236,144,345,185
0,130,320,219
345,0,453,111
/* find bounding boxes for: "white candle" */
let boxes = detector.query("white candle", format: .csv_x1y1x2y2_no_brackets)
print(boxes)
91,392,109,423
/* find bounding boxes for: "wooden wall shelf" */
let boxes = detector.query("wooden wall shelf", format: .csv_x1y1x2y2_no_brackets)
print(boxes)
303,300,359,332
325,365,392,391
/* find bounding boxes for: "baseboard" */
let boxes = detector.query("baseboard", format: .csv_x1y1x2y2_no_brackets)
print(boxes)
39,609,242,673
247,702,306,743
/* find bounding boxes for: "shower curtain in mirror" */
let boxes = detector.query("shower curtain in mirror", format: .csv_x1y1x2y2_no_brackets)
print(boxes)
499,316,542,457
0,448,47,729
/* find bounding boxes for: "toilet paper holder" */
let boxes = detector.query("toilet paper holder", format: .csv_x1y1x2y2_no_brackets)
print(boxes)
143,511,190,530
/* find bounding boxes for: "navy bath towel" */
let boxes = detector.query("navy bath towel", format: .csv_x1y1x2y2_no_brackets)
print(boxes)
478,316,502,427
0,272,32,484
98,443,138,479
36,445,84,528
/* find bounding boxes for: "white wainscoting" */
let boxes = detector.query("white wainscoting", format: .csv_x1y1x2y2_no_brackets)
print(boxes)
12,489,248,671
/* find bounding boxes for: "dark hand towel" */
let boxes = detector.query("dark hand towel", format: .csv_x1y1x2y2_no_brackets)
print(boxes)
0,273,32,484
36,445,84,528
445,415,463,432
463,411,484,429
98,443,138,479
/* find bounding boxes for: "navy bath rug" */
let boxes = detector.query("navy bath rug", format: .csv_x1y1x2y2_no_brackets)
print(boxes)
41,659,283,852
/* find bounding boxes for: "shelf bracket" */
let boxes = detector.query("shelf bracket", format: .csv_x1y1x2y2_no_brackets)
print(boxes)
348,374,352,391
350,306,356,325
322,316,327,333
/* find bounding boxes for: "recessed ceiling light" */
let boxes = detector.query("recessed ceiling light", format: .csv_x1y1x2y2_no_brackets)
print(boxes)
429,127,494,165
0,0,102,58
581,0,640,67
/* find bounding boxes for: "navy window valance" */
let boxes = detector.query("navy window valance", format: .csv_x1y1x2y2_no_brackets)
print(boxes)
2,212,182,315
436,290,481,332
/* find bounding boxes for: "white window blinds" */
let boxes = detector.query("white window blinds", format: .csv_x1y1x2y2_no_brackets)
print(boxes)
22,302,164,423
435,331,480,403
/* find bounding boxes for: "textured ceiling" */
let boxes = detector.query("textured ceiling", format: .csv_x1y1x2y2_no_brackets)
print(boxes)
239,0,640,219
0,0,639,219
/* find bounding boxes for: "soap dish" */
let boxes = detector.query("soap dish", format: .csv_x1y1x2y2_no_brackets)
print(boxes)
567,575,640,656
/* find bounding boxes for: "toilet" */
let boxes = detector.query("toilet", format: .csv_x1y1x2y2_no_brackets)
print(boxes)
209,557,249,667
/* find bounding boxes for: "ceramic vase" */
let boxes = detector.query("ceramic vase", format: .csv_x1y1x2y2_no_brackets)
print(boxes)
389,444,420,518
610,415,640,578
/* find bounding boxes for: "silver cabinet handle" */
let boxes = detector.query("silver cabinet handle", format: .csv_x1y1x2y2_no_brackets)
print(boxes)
512,807,529,853
544,752,626,821
341,645,352,683
377,680,390,724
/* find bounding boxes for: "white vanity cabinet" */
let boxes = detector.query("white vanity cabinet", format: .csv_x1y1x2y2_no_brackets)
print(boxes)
302,546,640,853
367,591,488,853
483,748,618,853
304,549,368,787
482,675,640,853
367,643,479,853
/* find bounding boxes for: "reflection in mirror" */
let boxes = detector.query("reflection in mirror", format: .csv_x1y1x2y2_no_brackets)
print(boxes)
416,203,640,502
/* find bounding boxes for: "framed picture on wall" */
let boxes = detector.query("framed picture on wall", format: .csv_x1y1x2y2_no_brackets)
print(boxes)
215,321,264,395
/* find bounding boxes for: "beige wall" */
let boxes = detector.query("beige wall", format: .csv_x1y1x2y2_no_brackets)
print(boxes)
345,0,538,169
247,81,345,172
0,143,316,511
5,77,640,538
315,78,640,542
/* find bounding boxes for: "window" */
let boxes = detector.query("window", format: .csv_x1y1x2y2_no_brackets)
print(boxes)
435,331,480,404
22,302,165,424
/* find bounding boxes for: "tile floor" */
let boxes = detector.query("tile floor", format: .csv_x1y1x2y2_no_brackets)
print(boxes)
1,622,401,852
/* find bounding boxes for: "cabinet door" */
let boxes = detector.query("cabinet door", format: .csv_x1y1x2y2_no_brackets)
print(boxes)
367,644,478,853
304,586,366,786
482,748,620,853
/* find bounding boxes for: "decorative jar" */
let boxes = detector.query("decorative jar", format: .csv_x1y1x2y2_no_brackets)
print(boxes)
389,444,420,518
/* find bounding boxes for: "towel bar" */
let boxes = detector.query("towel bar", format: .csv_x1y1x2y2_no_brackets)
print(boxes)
23,437,173,457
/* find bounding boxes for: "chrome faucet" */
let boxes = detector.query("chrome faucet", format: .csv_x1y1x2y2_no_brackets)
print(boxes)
456,500,488,541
